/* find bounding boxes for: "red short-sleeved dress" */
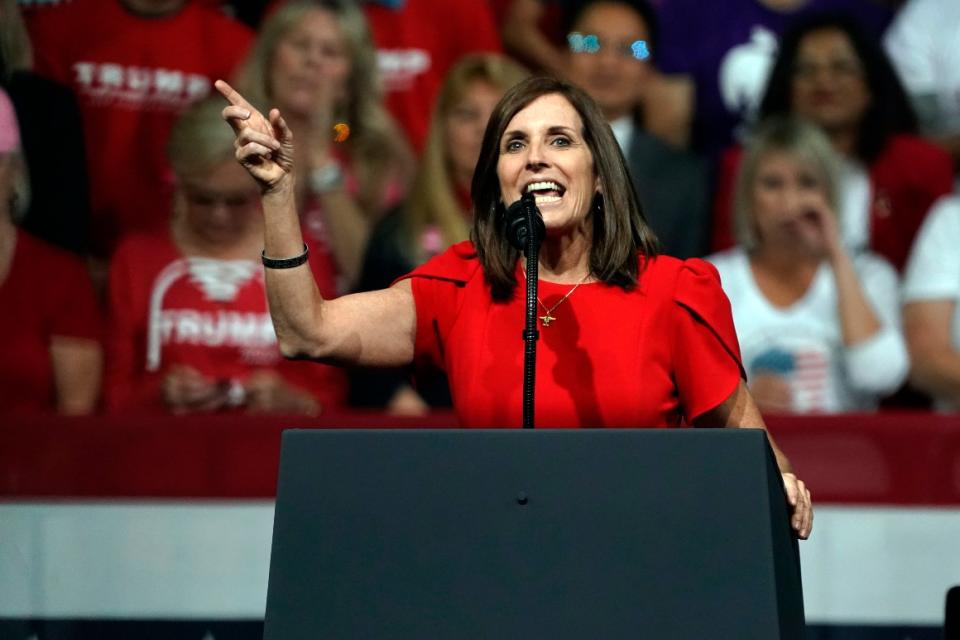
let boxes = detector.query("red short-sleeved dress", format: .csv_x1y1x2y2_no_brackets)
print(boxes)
401,241,745,427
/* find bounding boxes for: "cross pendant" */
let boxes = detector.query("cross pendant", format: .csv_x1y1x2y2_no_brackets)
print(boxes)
539,313,556,326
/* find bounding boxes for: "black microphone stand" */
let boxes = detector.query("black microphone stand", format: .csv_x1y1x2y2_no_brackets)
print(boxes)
521,205,540,429
506,193,545,429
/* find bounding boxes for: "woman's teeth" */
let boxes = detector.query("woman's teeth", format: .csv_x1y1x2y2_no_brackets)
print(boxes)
534,194,562,204
525,181,564,204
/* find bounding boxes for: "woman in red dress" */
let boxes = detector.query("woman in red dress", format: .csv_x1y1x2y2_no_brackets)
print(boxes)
217,75,813,539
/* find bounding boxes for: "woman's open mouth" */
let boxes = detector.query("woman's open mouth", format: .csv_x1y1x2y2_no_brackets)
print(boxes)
525,180,566,205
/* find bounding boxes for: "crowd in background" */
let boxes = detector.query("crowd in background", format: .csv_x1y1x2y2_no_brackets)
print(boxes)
1,0,958,419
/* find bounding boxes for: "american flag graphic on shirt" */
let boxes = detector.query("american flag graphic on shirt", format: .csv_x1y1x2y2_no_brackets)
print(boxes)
749,340,834,413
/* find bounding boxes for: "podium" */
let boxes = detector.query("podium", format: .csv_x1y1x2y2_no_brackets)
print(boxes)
263,429,804,639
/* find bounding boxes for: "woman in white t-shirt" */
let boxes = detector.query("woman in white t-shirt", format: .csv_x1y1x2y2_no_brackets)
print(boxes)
902,196,960,411
708,117,908,414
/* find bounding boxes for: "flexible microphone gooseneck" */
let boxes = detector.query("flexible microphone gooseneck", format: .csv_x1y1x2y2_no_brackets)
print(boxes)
505,192,545,428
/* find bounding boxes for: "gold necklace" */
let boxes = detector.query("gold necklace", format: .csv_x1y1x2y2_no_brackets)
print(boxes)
522,266,591,326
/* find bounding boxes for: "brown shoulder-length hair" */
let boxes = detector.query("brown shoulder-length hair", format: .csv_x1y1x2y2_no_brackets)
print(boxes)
470,76,659,300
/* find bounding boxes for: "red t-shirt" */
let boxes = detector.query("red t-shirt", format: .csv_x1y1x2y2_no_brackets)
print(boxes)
402,242,745,427
104,232,345,414
26,0,254,256
0,231,102,414
363,0,501,151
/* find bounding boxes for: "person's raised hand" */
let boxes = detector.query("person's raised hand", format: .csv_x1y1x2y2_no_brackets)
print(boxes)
794,191,842,259
781,472,813,539
215,79,294,193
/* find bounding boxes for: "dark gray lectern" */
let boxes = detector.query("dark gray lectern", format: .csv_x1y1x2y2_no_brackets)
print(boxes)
264,429,804,639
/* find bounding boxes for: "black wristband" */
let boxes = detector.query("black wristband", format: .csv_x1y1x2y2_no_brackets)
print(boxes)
261,243,309,269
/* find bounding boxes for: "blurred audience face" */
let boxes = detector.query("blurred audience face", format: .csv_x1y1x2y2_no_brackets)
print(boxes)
565,1,651,122
177,160,261,248
444,79,503,190
751,150,830,251
790,28,871,135
269,8,351,119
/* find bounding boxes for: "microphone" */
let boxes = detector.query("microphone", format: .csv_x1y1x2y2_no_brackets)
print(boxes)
506,191,545,428
505,192,545,251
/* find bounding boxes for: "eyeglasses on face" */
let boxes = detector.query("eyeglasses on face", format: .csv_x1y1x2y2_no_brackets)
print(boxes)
567,33,650,60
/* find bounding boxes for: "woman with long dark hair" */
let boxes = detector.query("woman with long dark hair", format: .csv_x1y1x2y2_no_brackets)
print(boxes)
216,75,813,538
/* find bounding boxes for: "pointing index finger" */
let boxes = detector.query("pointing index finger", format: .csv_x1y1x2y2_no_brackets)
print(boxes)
214,79,254,112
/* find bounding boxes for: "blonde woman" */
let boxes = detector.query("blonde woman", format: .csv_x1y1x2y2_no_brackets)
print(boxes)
237,0,412,289
105,99,345,415
708,117,908,414
353,53,528,413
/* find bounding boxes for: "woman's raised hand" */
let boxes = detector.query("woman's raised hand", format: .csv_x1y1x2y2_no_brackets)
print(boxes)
794,192,843,258
215,79,294,193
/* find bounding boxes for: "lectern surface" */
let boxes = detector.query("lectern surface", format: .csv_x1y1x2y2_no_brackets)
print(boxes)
265,428,803,639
